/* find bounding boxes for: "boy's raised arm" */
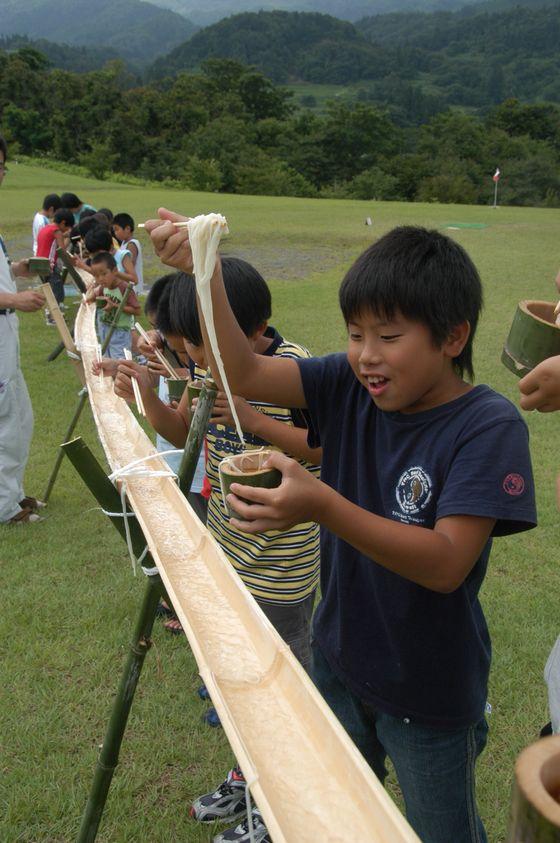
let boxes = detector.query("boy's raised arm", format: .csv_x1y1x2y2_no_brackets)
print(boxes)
146,208,307,409
201,255,306,408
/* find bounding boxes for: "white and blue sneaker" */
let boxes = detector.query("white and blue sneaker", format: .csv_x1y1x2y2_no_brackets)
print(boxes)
213,808,271,843
190,766,248,824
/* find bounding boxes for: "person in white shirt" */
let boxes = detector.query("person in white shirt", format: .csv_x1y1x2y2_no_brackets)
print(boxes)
32,193,61,255
113,213,144,294
0,136,47,524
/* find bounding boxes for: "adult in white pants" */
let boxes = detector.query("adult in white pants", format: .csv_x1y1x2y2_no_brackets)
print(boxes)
0,135,46,524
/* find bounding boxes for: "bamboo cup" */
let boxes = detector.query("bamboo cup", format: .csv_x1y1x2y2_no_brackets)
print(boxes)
219,449,282,518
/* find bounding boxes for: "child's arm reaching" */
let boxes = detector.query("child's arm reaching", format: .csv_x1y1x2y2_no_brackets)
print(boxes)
519,355,560,412
207,393,322,464
114,360,189,448
227,451,495,594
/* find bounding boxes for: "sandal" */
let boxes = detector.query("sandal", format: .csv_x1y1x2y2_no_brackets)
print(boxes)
164,617,184,635
19,496,46,511
156,599,174,618
7,507,43,525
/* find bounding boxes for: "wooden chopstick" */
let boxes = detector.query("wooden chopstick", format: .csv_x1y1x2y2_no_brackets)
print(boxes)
123,349,146,416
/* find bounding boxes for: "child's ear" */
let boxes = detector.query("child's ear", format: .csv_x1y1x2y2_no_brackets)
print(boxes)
445,321,470,359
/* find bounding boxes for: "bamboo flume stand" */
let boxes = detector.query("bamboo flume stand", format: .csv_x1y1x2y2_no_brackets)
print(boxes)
63,376,216,843
508,735,560,842
43,282,133,503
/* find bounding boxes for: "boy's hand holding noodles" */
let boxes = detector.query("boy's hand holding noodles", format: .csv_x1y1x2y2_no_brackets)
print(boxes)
147,210,537,843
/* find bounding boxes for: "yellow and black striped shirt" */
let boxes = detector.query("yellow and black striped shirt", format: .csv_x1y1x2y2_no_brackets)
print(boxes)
204,327,320,605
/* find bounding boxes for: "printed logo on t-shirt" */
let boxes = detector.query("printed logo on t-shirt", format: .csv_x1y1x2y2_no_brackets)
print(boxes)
396,466,433,515
503,473,525,496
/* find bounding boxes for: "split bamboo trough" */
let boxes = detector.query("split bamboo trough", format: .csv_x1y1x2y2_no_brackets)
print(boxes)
74,300,419,843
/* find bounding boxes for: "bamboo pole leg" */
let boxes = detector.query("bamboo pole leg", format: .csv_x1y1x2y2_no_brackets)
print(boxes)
61,436,164,843
43,287,132,503
178,379,217,496
43,390,89,502
76,574,163,843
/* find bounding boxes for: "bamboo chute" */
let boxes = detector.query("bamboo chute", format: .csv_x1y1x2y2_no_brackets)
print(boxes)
74,299,419,843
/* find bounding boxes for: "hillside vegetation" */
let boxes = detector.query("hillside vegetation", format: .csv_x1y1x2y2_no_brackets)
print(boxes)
0,0,196,63
148,11,389,83
146,5,560,115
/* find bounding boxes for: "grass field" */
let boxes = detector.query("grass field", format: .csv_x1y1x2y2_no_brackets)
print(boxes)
1,161,560,842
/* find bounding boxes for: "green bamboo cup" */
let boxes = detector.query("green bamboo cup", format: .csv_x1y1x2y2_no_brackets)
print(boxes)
28,257,51,275
219,449,282,518
166,377,189,403
502,300,560,377
187,378,217,410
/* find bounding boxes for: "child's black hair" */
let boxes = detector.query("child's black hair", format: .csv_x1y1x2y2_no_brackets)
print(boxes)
0,135,7,160
54,208,75,227
91,251,117,270
85,226,112,254
78,216,101,238
60,192,81,209
157,257,271,345
145,273,176,319
42,193,61,212
113,212,134,232
97,207,113,222
338,226,483,380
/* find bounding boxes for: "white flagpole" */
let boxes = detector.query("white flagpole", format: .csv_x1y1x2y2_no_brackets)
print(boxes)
492,168,500,208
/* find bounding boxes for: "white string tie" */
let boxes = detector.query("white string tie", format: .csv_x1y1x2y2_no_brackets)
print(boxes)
107,450,183,575
66,350,81,361
244,775,259,843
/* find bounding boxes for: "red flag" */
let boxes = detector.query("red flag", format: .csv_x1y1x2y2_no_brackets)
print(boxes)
493,168,500,182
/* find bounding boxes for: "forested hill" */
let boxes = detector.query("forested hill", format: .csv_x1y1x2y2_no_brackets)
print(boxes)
356,2,560,104
146,0,481,27
148,11,392,83
0,36,122,74
0,0,197,63
148,5,560,107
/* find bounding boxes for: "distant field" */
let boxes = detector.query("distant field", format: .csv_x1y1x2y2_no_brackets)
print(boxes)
1,161,560,842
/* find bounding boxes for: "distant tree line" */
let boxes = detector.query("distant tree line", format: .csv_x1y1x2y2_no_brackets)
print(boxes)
2,48,560,207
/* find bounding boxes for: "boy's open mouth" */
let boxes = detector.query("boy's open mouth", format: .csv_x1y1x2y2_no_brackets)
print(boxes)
366,375,389,397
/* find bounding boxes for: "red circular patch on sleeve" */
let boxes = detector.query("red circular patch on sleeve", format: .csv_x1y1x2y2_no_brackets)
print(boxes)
503,473,525,496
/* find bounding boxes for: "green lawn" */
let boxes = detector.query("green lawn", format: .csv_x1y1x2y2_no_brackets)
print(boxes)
1,161,559,842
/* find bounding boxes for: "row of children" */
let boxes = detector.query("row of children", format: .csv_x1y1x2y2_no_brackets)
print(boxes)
32,191,145,344
93,208,538,843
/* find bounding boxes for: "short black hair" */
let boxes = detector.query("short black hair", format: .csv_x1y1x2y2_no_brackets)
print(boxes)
156,257,271,345
60,192,81,208
338,226,482,379
78,216,101,238
91,251,117,270
54,209,75,227
0,135,7,161
80,207,96,221
42,193,61,212
97,207,113,222
91,212,111,229
145,273,176,318
85,227,112,254
113,212,134,231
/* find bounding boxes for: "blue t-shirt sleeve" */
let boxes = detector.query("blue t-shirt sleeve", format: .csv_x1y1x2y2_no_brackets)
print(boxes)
297,353,350,448
436,416,536,536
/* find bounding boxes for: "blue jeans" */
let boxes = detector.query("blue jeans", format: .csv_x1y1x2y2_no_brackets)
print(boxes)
311,642,488,843
98,322,131,359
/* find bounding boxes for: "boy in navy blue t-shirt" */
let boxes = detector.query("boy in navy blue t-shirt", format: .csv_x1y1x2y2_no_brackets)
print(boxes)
147,216,536,843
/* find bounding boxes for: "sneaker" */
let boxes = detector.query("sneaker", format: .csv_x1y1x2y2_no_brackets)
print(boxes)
45,312,55,326
19,496,46,511
203,706,222,728
197,683,211,700
190,766,247,824
6,507,43,525
213,808,271,843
